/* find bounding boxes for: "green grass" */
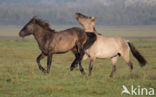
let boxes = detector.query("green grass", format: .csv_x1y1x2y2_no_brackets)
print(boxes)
0,25,156,97
0,25,156,38
0,39,156,97
97,25,156,37
0,26,19,36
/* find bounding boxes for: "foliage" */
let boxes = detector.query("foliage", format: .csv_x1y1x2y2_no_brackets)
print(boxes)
0,0,156,26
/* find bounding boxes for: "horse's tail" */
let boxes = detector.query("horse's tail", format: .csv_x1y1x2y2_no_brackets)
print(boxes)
128,42,147,67
83,32,97,50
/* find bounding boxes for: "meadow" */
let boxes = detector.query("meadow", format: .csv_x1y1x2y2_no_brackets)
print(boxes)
0,26,156,97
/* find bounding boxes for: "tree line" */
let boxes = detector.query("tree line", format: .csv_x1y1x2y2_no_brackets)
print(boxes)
0,0,156,26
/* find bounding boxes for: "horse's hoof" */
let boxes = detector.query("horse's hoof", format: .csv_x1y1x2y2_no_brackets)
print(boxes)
70,66,74,71
47,71,50,74
43,70,47,74
82,72,86,75
41,69,46,73
70,64,78,71
109,75,113,78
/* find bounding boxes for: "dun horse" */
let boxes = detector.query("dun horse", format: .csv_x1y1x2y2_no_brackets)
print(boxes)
72,13,147,77
19,17,96,74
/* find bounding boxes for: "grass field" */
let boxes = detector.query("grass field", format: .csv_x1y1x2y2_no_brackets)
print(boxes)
0,26,156,97
0,25,156,38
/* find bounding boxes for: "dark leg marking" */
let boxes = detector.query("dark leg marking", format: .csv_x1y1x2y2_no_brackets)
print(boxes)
110,65,116,78
36,53,46,73
70,32,96,71
110,56,118,78
47,54,52,73
89,59,95,76
79,62,85,75
70,50,85,71
128,61,133,72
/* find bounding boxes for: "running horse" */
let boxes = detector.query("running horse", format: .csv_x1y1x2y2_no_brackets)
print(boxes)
73,13,147,77
19,16,96,74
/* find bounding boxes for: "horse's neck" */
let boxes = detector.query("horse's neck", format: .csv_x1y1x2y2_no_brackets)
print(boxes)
84,27,99,35
84,28,94,32
33,26,53,49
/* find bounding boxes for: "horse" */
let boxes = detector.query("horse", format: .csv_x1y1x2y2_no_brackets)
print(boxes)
73,13,147,77
19,16,97,74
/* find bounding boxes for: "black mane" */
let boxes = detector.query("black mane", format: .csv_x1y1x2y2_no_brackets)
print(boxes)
75,13,91,19
33,17,55,32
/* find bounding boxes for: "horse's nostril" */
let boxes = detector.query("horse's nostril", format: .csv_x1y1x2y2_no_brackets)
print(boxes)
19,32,21,36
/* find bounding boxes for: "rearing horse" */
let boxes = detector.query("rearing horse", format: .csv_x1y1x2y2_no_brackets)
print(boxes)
19,17,96,74
73,13,147,77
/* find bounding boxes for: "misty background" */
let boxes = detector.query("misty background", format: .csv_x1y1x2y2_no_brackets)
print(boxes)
0,0,156,26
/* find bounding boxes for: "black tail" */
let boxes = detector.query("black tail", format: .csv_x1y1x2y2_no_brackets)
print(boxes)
128,42,147,67
83,32,97,50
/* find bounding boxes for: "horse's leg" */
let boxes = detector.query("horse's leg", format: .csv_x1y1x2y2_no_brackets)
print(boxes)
70,50,84,71
71,48,79,68
77,49,85,72
36,53,46,73
110,56,118,78
78,61,85,75
128,61,133,72
71,48,86,75
89,58,95,76
124,58,133,72
47,54,53,73
70,50,85,71
122,56,133,77
121,50,133,73
70,44,85,71
71,32,96,71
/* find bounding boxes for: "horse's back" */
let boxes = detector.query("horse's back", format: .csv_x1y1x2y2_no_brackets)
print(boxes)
99,36,129,53
50,27,86,53
55,27,83,39
59,27,84,33
100,36,128,47
86,35,129,58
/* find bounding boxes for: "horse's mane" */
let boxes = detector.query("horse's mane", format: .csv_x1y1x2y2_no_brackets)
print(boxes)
34,17,55,32
76,13,90,19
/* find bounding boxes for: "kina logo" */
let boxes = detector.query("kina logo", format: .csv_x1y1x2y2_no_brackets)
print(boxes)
121,85,154,96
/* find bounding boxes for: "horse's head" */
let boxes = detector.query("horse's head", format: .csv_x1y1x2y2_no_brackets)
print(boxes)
75,13,97,32
19,16,37,38
19,16,55,38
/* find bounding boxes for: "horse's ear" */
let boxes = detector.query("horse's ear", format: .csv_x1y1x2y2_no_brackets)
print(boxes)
33,16,37,19
32,17,37,24
32,16,37,21
91,17,97,21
